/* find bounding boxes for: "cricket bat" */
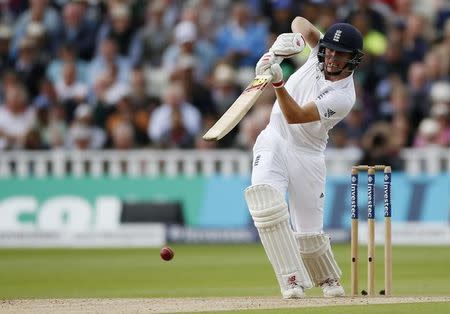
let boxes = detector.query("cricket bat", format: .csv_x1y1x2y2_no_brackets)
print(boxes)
203,73,273,141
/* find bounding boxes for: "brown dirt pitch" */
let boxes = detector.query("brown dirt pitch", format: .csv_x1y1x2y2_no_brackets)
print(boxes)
1,296,449,313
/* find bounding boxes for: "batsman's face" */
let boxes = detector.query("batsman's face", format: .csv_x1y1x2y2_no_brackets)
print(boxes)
324,48,352,73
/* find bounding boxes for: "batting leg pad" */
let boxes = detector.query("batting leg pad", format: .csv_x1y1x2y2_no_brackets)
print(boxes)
245,184,313,293
296,233,342,286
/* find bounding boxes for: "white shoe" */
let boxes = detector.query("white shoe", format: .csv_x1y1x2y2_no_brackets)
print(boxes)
320,278,345,297
282,283,305,299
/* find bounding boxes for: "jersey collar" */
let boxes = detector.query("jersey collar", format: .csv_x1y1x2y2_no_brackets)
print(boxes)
324,72,353,89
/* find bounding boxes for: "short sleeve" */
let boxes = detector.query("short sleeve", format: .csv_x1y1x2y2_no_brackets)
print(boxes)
314,89,354,130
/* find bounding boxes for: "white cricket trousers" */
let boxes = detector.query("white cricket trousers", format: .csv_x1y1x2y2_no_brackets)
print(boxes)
251,126,326,234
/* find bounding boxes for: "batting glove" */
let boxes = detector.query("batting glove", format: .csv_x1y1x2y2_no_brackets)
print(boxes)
269,33,305,58
255,52,278,76
270,63,284,88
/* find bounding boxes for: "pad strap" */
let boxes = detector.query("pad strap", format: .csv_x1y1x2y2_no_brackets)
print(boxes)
296,233,342,286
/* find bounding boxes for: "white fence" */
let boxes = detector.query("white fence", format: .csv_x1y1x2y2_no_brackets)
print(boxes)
401,147,450,175
0,147,448,178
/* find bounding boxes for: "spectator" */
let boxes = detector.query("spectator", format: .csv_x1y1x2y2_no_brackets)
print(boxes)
0,25,14,74
210,63,240,115
358,121,401,170
215,2,267,67
97,4,142,66
14,37,47,98
413,118,442,147
148,83,201,146
0,71,21,103
88,36,131,86
403,14,429,66
430,102,450,146
66,104,106,149
41,104,67,149
55,61,88,105
111,121,135,149
68,0,103,28
378,81,410,120
158,106,196,149
299,0,323,25
315,5,338,34
350,11,387,57
428,81,450,146
408,62,431,130
46,43,88,84
374,23,409,81
268,0,296,36
25,21,53,63
128,67,159,111
66,123,92,150
127,67,159,145
435,19,450,77
54,1,97,60
32,87,51,149
32,77,59,111
1,0,28,20
139,0,172,66
0,84,36,150
162,20,216,82
92,63,130,107
12,0,61,58
171,55,217,116
105,95,142,146
345,0,387,34
183,0,228,41
394,0,413,21
24,127,47,150
430,81,450,105
424,50,447,83
391,112,413,148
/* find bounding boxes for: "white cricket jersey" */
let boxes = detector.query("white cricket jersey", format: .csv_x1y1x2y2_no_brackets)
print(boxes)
268,42,356,152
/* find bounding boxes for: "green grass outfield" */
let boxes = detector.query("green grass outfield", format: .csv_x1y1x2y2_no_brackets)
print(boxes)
0,244,449,313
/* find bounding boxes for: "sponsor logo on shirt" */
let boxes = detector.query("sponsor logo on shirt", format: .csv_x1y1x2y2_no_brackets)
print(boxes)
254,154,261,166
324,108,336,118
317,90,329,100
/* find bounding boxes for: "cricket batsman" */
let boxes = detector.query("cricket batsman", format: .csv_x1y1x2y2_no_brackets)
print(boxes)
244,17,364,298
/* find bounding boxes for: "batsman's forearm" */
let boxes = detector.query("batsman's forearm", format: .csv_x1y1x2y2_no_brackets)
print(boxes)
275,87,312,124
291,17,321,48
291,17,312,34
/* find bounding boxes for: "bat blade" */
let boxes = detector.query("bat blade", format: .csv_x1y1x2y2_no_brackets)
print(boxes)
203,74,273,141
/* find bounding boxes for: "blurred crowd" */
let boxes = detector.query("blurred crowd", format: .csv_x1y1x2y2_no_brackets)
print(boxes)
0,0,449,166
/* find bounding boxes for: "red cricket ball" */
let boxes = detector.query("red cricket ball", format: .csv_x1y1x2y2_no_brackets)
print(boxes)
160,246,174,261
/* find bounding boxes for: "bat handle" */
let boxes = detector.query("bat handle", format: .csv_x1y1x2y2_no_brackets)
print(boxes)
273,56,284,64
263,56,283,76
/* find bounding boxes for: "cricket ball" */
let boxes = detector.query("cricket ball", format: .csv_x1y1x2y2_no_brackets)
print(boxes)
160,246,174,261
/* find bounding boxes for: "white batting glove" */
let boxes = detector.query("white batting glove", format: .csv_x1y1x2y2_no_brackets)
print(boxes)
269,33,305,58
270,63,284,88
255,52,279,75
